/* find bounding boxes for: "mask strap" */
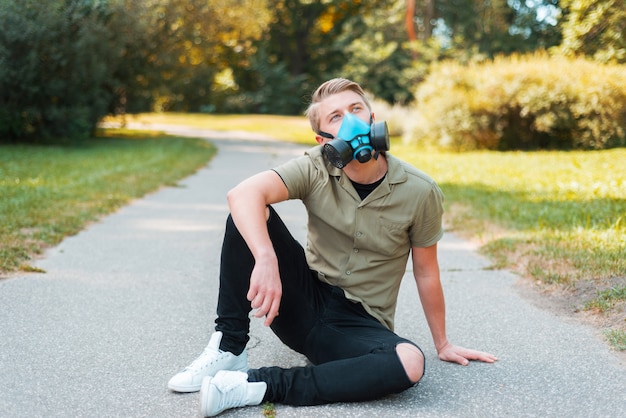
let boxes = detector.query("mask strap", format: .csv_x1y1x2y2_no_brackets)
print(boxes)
318,131,334,139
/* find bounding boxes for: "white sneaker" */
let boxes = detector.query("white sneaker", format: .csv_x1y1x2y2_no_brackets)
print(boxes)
200,371,267,417
168,331,248,393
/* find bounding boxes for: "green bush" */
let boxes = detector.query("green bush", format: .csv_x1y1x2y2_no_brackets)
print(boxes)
0,0,128,142
411,54,626,150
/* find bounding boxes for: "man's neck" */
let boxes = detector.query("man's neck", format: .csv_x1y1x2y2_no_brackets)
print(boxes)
343,154,388,185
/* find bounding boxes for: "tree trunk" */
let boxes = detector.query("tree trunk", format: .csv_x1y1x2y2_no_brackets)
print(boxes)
406,0,416,41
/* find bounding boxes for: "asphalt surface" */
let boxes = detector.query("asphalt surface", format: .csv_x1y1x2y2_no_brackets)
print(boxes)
1,125,625,418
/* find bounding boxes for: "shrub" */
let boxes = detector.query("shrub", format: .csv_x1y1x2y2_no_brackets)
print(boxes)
368,96,412,138
0,0,129,142
411,54,626,150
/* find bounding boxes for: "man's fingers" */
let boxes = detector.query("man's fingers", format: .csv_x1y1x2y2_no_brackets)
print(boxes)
249,291,282,325
264,299,281,327
440,346,498,366
246,286,258,304
473,351,498,363
450,354,469,366
461,347,498,363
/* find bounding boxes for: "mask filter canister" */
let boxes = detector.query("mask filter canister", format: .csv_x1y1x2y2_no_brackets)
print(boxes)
322,113,390,169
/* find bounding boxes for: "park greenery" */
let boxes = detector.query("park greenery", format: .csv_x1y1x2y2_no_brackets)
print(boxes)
0,1,624,348
414,54,626,150
1,0,625,146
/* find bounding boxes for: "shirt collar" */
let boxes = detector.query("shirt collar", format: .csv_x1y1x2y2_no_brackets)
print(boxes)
307,145,408,185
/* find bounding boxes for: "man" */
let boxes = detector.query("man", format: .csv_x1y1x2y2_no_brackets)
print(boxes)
168,78,497,416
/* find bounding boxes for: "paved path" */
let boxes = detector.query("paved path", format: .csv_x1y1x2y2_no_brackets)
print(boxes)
1,126,625,417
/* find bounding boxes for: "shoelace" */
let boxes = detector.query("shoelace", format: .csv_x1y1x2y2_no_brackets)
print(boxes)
186,347,226,371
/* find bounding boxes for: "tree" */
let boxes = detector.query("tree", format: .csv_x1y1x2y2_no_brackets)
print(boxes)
119,0,271,112
0,0,127,141
402,1,562,59
555,0,626,63
340,1,436,105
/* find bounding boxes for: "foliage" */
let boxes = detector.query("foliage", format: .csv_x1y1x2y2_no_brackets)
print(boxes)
555,0,626,64
0,0,272,141
130,0,271,113
262,1,383,80
0,0,124,141
215,47,308,115
0,130,215,273
223,0,388,113
338,1,439,106
198,0,566,111
3,0,624,138
432,0,562,59
335,0,562,106
412,53,626,150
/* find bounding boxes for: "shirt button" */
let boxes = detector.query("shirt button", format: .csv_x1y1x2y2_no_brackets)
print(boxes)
354,248,359,253
346,270,351,275
355,232,362,237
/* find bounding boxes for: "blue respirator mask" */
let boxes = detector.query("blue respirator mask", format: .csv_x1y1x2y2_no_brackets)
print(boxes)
319,113,390,169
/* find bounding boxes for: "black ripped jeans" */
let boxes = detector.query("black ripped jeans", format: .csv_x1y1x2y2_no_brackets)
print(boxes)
215,206,421,405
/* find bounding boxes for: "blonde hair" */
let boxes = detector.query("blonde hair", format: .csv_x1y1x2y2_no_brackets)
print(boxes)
305,78,372,134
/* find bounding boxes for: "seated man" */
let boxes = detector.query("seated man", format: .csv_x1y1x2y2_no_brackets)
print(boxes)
168,78,497,417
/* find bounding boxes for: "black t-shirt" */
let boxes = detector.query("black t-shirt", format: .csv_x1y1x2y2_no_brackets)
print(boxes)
350,174,386,200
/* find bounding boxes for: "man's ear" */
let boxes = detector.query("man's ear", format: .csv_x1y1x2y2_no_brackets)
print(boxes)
315,134,326,145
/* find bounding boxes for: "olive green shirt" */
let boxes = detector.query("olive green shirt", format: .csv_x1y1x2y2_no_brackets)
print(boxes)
273,145,444,330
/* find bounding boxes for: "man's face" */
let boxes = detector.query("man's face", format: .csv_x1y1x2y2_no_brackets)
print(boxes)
316,90,371,144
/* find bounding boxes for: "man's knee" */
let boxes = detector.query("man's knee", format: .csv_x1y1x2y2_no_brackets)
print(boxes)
396,343,425,383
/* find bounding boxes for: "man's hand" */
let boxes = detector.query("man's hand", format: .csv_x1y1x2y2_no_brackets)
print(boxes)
246,255,282,327
437,342,498,366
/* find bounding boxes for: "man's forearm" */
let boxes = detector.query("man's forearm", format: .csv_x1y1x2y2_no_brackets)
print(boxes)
412,245,449,351
416,273,449,351
226,171,287,261
228,190,275,261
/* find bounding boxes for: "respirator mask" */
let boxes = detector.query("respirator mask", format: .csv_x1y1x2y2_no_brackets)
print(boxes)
320,113,390,169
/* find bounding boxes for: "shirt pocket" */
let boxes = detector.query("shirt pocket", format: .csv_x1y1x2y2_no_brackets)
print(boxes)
368,217,411,257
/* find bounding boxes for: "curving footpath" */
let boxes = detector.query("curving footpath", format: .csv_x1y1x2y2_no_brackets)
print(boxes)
1,125,625,417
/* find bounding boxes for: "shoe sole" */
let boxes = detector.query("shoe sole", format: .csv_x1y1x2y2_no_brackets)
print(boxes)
168,363,249,393
199,377,213,416
168,382,203,393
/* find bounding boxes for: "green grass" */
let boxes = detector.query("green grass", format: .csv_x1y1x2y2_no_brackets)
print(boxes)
605,329,626,351
262,402,276,418
0,129,216,274
105,113,314,144
584,286,626,313
393,146,626,285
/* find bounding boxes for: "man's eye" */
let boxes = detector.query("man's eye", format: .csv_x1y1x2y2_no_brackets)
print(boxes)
352,106,362,113
330,114,341,121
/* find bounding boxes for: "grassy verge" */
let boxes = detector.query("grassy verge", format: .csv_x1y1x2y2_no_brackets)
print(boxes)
393,144,626,349
0,129,216,274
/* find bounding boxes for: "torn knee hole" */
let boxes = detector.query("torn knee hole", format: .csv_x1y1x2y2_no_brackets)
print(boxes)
396,343,425,383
